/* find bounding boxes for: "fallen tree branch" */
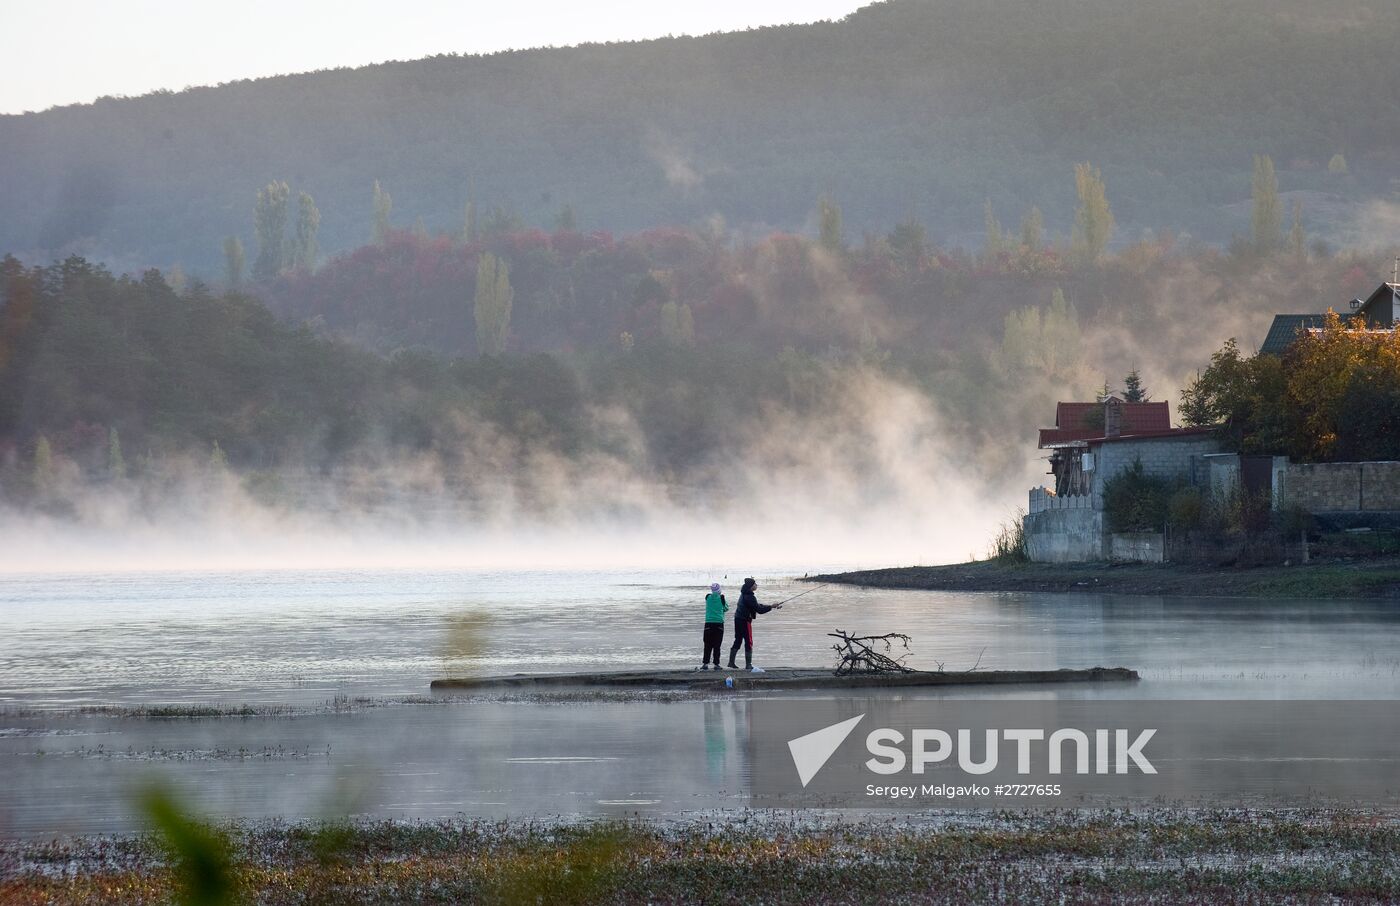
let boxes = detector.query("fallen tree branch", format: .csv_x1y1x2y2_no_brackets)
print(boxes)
828,630,914,674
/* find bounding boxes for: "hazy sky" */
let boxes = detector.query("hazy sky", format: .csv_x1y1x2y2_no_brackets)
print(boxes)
0,1,867,115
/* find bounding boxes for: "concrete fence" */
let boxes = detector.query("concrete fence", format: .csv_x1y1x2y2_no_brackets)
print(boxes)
1028,486,1093,515
1281,461,1400,512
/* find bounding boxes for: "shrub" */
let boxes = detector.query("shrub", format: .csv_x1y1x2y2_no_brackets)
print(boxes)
988,509,1028,562
1102,458,1174,532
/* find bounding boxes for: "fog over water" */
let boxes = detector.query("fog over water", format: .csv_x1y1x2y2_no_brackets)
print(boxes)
2,568,1399,835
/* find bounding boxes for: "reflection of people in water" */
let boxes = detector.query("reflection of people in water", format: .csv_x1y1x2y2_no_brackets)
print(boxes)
703,701,730,783
700,583,727,670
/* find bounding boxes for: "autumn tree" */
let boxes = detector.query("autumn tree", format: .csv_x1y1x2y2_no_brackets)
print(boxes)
1251,154,1281,254
1070,163,1114,263
474,252,514,356
253,180,290,279
1286,311,1400,461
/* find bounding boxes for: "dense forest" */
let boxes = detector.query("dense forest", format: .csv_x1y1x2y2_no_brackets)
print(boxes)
2,0,1399,274
2,200,1390,523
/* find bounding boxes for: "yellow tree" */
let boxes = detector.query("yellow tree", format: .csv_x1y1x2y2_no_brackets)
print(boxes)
473,252,514,356
1070,163,1114,263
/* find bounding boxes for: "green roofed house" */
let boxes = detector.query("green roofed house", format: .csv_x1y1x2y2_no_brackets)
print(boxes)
1259,282,1398,356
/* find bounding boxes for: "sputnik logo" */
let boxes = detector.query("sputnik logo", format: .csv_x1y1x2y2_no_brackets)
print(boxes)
787,714,865,787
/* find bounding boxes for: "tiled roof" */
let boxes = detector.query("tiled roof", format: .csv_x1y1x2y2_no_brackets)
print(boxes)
1039,400,1170,447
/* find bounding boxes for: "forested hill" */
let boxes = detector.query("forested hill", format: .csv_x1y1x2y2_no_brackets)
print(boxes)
2,0,1398,273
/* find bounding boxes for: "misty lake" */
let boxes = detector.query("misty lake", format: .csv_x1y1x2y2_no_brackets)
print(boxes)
3,567,1399,835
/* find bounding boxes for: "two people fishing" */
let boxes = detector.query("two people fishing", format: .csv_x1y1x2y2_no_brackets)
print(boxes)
700,578,825,673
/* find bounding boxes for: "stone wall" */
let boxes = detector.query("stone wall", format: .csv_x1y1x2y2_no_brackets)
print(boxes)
1109,532,1165,563
1024,507,1102,563
1281,462,1400,512
1092,434,1221,502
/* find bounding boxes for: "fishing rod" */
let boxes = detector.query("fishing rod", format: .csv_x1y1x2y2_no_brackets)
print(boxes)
772,583,830,607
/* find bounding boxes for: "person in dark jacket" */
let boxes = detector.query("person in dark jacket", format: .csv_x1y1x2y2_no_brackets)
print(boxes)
728,577,781,672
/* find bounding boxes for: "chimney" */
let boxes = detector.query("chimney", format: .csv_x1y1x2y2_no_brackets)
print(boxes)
1104,398,1122,438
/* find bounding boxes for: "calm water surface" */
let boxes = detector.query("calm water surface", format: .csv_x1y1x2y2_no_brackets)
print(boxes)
2,568,1397,835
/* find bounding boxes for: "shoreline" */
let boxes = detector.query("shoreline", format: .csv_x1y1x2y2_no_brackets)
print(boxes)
5,810,1398,903
811,556,1400,599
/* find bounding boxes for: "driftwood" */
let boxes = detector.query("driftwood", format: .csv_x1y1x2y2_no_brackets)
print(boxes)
829,630,915,675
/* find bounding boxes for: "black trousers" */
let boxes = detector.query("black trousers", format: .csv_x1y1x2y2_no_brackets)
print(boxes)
702,622,725,664
729,618,754,667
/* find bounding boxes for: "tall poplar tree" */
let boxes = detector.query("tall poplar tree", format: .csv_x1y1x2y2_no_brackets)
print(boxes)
473,253,514,356
1071,163,1114,263
253,181,290,279
291,192,320,271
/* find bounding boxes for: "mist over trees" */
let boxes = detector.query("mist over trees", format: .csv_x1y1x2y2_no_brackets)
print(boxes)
2,188,1391,518
1,0,1398,273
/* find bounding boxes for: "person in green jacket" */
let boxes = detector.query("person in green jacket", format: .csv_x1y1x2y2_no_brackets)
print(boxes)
700,582,727,670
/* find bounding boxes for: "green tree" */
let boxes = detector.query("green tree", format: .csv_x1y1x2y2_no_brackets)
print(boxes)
1327,153,1348,175
1001,288,1082,381
372,180,393,244
222,236,244,290
886,218,926,270
1020,205,1044,252
1288,198,1305,259
983,199,1004,260
1251,154,1281,253
107,427,126,480
1178,337,1291,453
1070,163,1114,263
555,203,577,232
474,252,514,356
253,180,290,279
1123,369,1149,402
818,196,844,253
291,191,320,271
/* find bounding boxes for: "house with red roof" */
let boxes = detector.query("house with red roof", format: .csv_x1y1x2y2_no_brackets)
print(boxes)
1025,396,1219,562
